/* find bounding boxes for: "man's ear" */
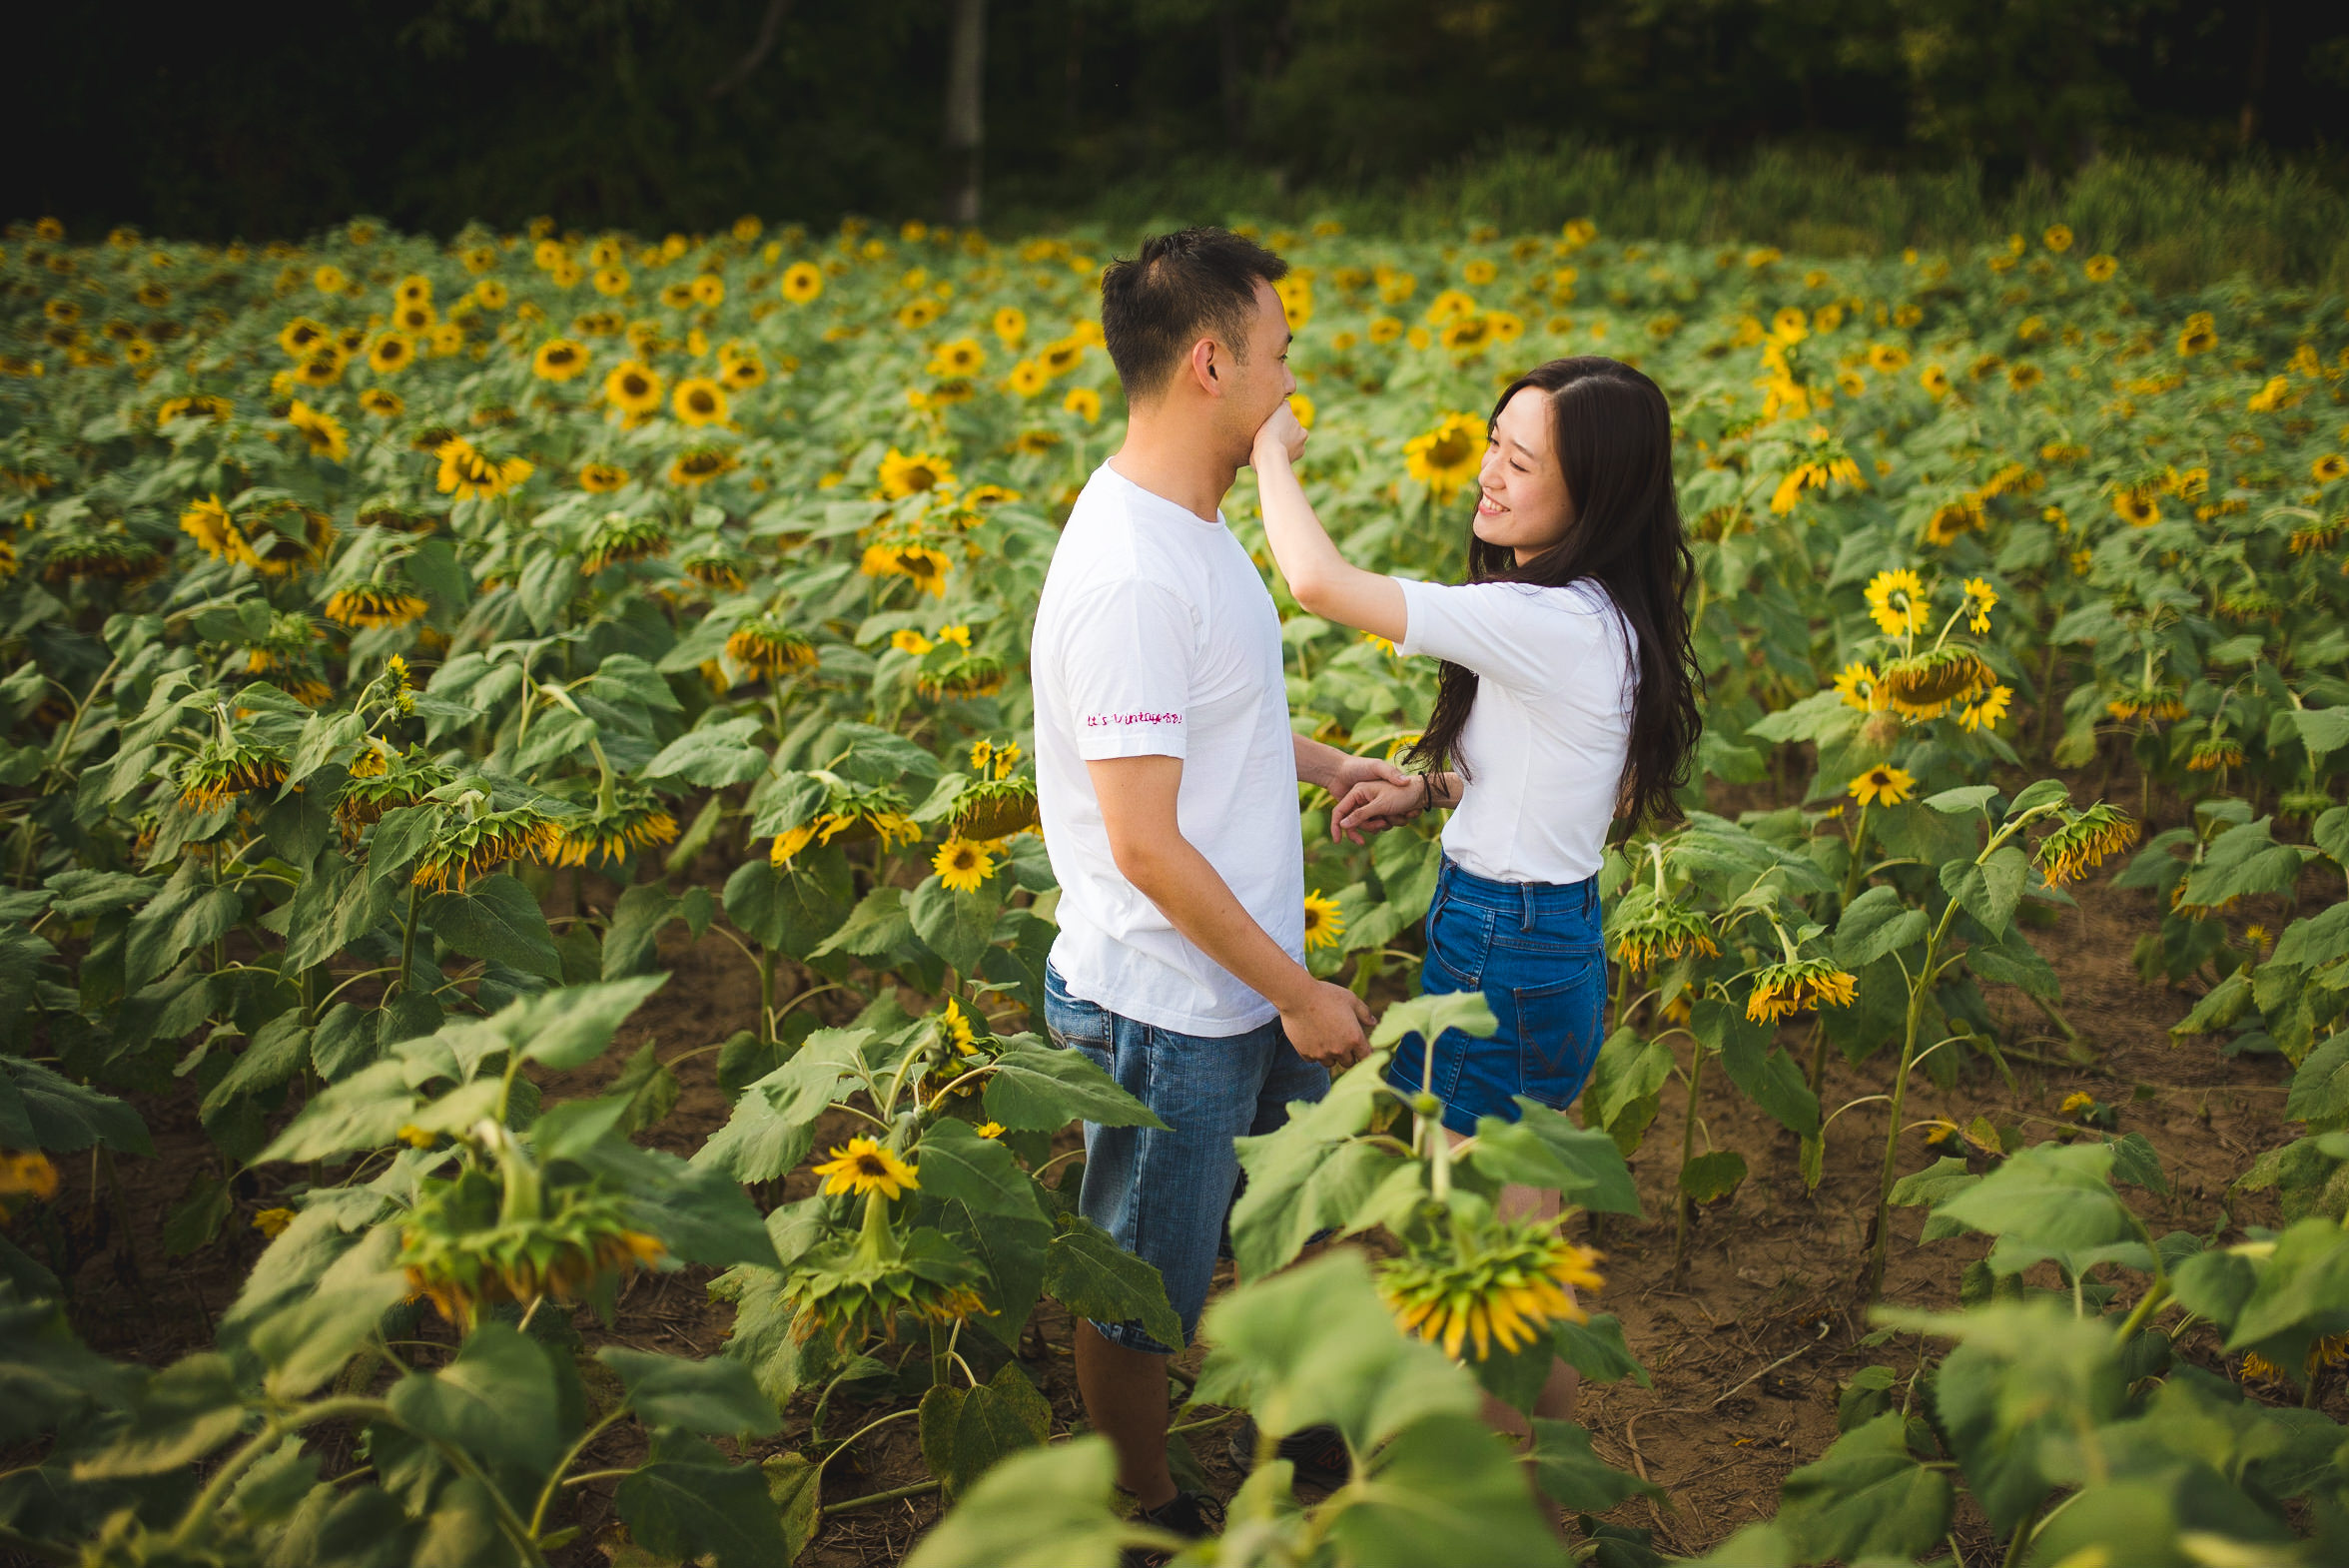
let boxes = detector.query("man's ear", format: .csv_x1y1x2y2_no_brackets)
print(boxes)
1187,337,1220,395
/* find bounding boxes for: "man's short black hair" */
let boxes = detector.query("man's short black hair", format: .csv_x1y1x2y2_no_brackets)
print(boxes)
1099,227,1289,402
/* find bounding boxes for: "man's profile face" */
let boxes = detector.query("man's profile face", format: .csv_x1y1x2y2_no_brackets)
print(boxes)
1214,279,1295,458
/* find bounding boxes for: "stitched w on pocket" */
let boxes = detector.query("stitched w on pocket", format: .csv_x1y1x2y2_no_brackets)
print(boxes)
1513,953,1606,1106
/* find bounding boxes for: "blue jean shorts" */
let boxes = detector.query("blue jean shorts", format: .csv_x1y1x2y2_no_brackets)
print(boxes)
1384,855,1608,1137
1042,964,1328,1353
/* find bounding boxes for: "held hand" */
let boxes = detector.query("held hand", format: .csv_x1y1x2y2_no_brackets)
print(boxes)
1281,979,1375,1069
1251,400,1308,468
1326,752,1408,796
1329,777,1422,842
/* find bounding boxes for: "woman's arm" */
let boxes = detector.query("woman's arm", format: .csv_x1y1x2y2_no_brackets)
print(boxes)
1251,402,1408,644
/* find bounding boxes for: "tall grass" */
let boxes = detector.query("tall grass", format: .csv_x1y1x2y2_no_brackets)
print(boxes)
998,137,2349,294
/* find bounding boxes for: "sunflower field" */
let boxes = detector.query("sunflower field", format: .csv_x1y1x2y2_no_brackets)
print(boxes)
1,207,2348,1567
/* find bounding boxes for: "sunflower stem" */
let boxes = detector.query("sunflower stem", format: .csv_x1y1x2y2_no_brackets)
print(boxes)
1868,896,1959,1301
1839,802,1873,913
1672,1039,1707,1285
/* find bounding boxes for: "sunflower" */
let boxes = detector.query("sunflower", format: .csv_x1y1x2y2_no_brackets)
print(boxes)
1919,364,1951,397
2112,490,2161,527
933,837,996,893
179,495,249,563
1440,315,1492,355
393,274,431,307
1863,567,1931,637
41,528,158,583
1301,889,1346,951
179,733,290,811
2187,736,2245,772
1610,899,1719,973
156,394,232,427
2042,224,2074,252
1424,290,1478,327
951,777,1039,842
862,542,953,598
879,447,955,498
1038,338,1086,377
411,805,565,894
279,317,329,357
592,267,630,298
2175,313,2218,357
928,339,985,379
578,462,629,493
680,544,752,592
581,512,670,573
667,446,738,486
529,338,588,383
1381,1219,1603,1361
325,584,429,629
360,389,404,417
725,615,819,676
1368,315,1404,344
1063,386,1101,421
672,377,728,426
719,352,767,390
2313,454,2349,484
1880,648,1992,717
2034,805,2137,889
780,262,824,303
1403,411,1486,497
594,361,661,422
294,350,346,388
992,306,1027,347
552,789,680,869
368,332,415,375
433,436,533,500
286,398,349,462
1849,765,1915,808
917,653,1007,701
687,272,724,308
1923,500,1979,546
812,1138,920,1200
1745,957,1859,1024
337,746,455,839
1958,685,2013,733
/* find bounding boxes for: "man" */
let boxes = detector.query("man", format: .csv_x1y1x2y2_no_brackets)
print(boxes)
1030,227,1403,1543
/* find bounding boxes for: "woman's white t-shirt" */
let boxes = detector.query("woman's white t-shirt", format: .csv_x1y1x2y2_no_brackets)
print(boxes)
1393,576,1636,885
1030,463,1305,1036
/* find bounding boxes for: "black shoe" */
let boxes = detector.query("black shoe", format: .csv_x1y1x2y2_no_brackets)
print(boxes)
1125,1489,1225,1568
1226,1416,1350,1490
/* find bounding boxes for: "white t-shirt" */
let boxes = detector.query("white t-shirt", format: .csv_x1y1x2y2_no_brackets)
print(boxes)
1031,462,1304,1036
1395,576,1637,885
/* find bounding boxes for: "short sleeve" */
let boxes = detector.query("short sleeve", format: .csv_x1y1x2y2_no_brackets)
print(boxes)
1058,578,1197,760
1393,577,1563,691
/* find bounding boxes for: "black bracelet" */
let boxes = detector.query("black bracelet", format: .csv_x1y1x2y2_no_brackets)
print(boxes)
1420,774,1434,815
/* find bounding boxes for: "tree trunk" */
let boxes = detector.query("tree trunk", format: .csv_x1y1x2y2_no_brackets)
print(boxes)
943,0,987,225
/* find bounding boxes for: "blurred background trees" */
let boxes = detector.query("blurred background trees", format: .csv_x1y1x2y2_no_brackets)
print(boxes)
11,0,2347,246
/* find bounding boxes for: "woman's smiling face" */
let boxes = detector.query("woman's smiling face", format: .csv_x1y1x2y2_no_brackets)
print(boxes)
1474,387,1575,564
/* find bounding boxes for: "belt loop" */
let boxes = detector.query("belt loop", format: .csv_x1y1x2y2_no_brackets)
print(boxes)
1519,881,1536,932
1583,878,1597,919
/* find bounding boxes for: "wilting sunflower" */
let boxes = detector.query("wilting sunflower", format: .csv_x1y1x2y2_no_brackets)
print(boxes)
950,777,1039,842
933,837,996,893
336,745,454,839
581,512,670,573
1849,765,1915,808
667,446,738,486
726,614,819,676
286,399,349,462
2034,805,2137,889
680,543,753,591
1879,648,1992,717
1863,568,1931,638
41,526,158,583
2106,687,2186,724
672,377,728,426
1381,1218,1604,1360
1610,897,1719,973
1746,956,1859,1024
532,338,589,382
325,583,429,629
433,436,533,500
1302,890,1346,951
552,787,679,869
411,805,565,894
779,262,824,303
241,609,322,676
399,1169,664,1331
237,499,336,578
2187,735,2245,772
1403,412,1485,497
604,360,663,418
179,731,290,812
917,652,1007,701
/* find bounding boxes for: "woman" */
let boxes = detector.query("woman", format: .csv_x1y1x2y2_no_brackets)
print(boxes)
1249,355,1702,1424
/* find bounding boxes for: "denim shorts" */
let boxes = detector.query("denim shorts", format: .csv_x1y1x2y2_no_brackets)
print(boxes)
1042,963,1328,1353
1384,855,1607,1137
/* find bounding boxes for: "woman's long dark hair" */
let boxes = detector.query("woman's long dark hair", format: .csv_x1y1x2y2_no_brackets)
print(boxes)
1400,357,1703,830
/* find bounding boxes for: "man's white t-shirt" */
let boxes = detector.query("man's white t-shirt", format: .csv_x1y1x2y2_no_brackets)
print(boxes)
1031,462,1304,1036
1394,576,1637,885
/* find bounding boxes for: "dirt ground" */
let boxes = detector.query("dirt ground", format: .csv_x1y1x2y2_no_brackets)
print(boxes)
35,796,2332,1565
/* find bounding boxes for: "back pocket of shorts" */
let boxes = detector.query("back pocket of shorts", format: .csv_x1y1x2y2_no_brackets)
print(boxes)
1513,954,1606,1109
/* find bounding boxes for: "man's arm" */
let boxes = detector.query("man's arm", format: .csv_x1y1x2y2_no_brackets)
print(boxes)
1292,731,1407,797
1086,754,1372,1066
